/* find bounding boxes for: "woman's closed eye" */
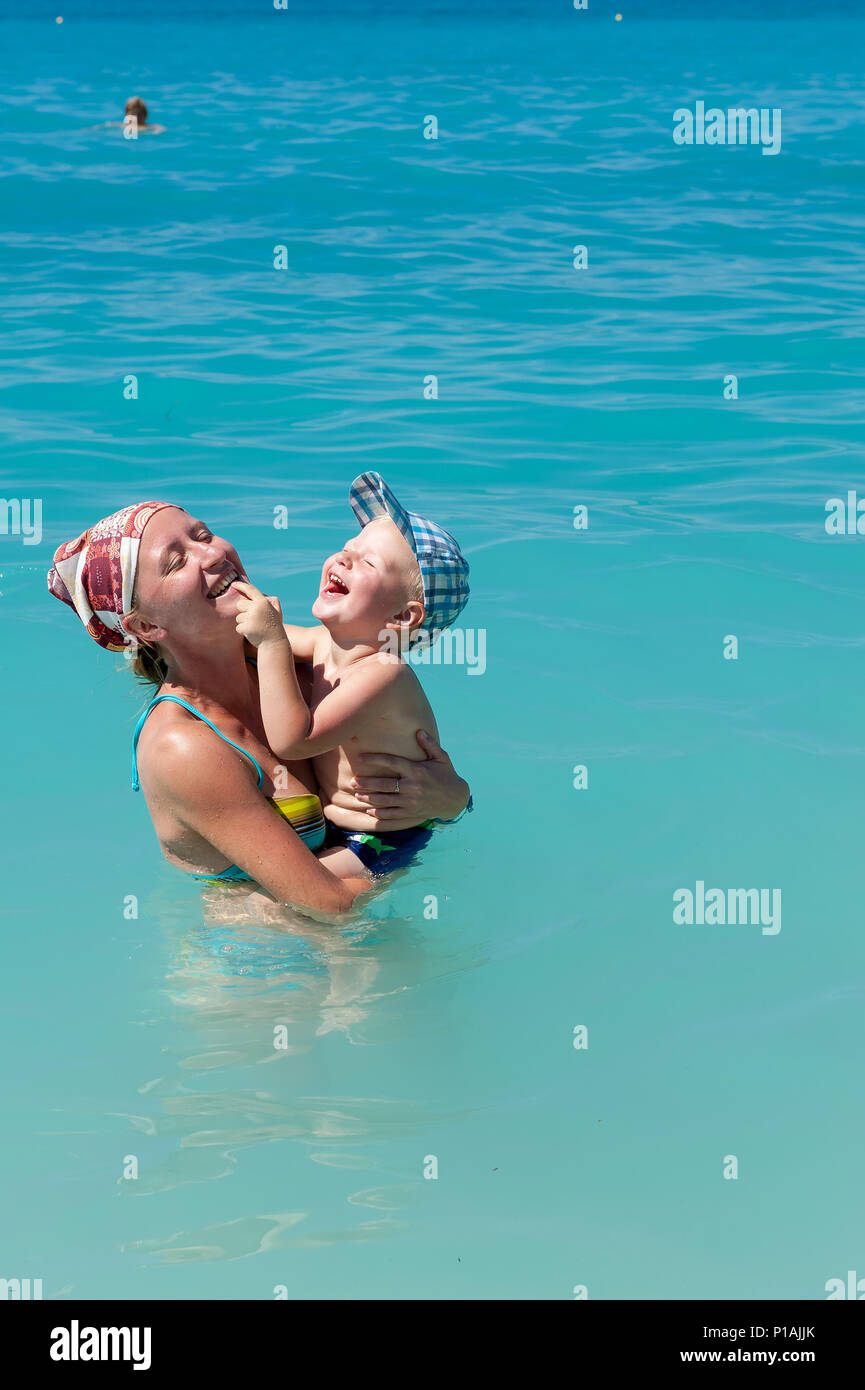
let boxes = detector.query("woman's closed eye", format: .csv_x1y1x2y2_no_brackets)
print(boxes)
167,530,213,572
161,547,184,575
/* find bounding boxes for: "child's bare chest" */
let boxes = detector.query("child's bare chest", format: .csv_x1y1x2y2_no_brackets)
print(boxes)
310,656,438,758
309,661,339,709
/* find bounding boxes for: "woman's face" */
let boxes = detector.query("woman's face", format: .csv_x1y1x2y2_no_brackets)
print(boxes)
127,506,249,646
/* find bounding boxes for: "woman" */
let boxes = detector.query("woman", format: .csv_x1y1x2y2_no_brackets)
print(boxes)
47,501,471,916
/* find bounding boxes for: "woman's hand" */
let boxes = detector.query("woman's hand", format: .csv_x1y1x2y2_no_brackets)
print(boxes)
327,729,470,826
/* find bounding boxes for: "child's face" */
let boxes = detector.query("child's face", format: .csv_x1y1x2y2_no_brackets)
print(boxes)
312,516,422,637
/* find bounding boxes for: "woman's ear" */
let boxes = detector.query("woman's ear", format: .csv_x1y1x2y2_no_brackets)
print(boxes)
122,610,167,646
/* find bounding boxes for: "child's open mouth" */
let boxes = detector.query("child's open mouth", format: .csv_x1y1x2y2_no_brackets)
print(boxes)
323,570,349,596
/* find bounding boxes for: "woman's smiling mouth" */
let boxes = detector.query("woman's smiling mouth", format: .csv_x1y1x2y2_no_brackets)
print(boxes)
208,567,240,599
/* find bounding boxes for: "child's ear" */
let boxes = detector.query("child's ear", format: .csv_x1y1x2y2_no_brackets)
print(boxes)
384,601,425,632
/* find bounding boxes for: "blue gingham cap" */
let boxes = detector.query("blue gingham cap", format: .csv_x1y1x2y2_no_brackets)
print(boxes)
349,472,470,631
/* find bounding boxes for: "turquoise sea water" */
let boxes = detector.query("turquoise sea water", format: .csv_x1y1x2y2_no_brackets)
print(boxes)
2,0,864,1299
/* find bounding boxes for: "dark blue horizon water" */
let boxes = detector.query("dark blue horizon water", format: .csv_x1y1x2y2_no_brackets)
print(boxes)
3,0,862,14
4,0,864,23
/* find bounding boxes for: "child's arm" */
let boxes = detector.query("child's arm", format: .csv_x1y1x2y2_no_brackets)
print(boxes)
270,656,407,760
234,582,312,753
280,623,325,663
233,583,408,761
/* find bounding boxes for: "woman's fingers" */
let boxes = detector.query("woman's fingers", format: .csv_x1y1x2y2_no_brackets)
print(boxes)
415,728,451,764
349,734,450,785
320,800,419,827
361,791,423,813
350,775,417,794
349,752,417,779
324,787,416,807
324,788,365,811
361,807,425,825
335,739,467,824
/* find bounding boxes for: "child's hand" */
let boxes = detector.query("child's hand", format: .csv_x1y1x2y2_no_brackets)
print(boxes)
233,581,287,648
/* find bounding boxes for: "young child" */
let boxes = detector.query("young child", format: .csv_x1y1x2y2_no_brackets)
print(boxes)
233,472,470,879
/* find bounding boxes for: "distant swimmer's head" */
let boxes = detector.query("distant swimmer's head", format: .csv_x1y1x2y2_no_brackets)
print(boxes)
124,96,148,125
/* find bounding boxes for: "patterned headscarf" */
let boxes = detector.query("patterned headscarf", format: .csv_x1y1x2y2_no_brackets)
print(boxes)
47,501,178,651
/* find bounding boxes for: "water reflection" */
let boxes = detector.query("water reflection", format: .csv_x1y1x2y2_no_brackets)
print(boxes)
123,1211,412,1262
115,876,479,1270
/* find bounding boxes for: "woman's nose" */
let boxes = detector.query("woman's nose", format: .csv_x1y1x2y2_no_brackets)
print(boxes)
200,536,227,562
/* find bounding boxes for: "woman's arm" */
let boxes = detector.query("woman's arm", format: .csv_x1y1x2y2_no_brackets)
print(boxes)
324,728,471,827
147,720,370,914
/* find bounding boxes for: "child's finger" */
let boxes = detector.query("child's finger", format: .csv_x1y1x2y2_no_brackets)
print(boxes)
230,579,259,599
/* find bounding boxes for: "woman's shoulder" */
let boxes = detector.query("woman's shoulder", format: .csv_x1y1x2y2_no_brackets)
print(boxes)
136,695,221,791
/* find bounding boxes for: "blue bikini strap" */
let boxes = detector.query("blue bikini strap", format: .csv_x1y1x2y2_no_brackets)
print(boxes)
131,694,265,791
